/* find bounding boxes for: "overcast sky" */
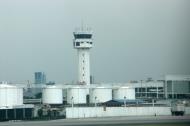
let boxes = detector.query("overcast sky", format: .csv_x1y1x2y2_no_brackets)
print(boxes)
0,0,190,83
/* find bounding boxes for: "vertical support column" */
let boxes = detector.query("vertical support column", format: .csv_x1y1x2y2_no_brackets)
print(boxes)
5,109,8,120
172,81,174,99
165,80,168,99
32,108,34,119
145,87,147,98
23,108,25,119
14,109,16,120
140,80,142,98
156,86,159,99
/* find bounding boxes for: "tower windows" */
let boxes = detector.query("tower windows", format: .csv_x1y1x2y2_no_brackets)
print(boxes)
76,42,80,46
74,34,92,39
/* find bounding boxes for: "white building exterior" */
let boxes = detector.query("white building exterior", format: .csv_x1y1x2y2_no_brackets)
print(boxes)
73,28,93,85
66,107,171,118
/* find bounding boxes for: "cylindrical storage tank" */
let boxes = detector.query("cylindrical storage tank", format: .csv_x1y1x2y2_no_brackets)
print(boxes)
90,87,112,103
0,84,23,107
67,87,87,104
42,86,63,104
113,87,135,100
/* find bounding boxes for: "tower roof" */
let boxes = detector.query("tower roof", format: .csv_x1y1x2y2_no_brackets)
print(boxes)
73,27,92,35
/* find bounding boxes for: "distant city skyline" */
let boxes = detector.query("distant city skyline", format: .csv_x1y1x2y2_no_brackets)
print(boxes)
0,0,190,83
34,72,46,84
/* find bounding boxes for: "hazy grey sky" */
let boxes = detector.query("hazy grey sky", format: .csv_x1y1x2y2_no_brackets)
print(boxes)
0,0,190,83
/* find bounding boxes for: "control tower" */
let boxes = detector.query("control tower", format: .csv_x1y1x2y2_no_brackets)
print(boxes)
73,27,93,85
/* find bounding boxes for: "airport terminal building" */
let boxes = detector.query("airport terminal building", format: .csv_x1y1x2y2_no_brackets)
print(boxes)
132,75,190,100
165,75,190,99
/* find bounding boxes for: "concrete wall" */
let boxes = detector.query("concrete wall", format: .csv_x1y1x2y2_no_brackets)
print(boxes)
66,107,171,118
185,107,190,115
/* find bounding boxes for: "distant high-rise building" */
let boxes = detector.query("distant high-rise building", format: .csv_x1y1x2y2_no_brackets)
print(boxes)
34,72,46,84
90,75,94,84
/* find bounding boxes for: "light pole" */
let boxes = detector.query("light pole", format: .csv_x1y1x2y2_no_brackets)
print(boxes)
95,96,97,107
71,96,74,118
71,96,74,108
124,96,126,107
140,80,142,98
152,99,154,107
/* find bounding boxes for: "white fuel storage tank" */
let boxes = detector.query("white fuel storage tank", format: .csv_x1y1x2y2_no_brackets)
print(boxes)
0,84,23,107
90,87,112,103
67,86,87,104
42,86,63,104
113,87,135,100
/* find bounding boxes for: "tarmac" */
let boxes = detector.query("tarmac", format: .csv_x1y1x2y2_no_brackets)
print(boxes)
0,115,190,126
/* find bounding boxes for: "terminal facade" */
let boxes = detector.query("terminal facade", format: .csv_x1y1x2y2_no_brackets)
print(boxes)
133,75,190,100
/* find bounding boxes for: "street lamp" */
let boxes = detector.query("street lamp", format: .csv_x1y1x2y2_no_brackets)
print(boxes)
71,96,74,108
124,96,126,107
71,96,74,118
95,96,97,107
140,80,142,98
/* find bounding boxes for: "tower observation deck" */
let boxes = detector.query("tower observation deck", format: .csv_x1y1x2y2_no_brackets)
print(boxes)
73,27,93,85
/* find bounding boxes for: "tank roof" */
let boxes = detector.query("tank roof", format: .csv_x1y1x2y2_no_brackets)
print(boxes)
0,84,16,88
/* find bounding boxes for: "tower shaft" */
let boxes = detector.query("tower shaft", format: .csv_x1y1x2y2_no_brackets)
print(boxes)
78,49,90,85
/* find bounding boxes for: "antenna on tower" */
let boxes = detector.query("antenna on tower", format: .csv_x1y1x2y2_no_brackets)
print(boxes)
81,20,84,31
